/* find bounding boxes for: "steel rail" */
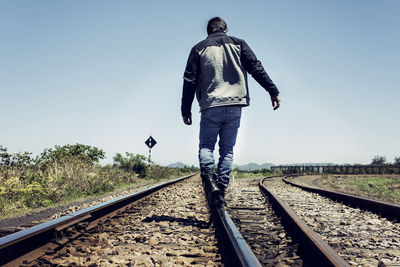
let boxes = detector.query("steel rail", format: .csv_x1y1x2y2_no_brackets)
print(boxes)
260,176,350,267
0,174,195,266
202,176,262,267
212,207,262,267
283,176,400,221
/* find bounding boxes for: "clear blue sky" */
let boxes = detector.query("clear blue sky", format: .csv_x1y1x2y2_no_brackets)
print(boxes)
1,0,399,166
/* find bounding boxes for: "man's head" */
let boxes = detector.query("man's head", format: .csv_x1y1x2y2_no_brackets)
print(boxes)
207,17,227,35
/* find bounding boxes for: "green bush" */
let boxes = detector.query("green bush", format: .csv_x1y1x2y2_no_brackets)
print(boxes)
0,144,197,218
113,152,149,178
39,143,105,164
147,165,195,180
0,144,132,217
232,168,272,179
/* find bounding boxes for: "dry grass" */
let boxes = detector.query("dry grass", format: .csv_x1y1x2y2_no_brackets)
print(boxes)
317,175,400,205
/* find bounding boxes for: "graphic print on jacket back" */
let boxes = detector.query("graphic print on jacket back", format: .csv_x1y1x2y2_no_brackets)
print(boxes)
196,43,248,110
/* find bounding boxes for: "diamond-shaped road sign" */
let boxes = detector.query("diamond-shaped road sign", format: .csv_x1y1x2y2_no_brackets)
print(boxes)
145,136,157,149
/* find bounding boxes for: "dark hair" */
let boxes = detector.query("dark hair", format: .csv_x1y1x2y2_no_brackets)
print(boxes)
207,17,227,35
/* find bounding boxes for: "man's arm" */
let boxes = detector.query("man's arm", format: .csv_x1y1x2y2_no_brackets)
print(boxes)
181,48,198,124
240,40,280,110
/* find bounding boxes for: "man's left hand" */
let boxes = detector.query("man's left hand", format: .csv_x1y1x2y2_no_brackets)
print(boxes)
183,116,192,125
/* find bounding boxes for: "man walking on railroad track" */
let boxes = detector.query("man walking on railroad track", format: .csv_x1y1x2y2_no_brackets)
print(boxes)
181,17,280,206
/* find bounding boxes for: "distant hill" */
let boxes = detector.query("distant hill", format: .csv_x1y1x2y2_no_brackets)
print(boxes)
233,162,275,171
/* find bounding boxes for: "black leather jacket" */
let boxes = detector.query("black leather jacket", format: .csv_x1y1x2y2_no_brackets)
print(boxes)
181,31,279,117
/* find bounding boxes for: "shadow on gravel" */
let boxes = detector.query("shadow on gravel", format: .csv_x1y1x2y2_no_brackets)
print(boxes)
142,215,212,229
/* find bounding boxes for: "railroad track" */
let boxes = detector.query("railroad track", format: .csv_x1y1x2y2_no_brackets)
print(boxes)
261,176,400,267
225,178,308,266
0,174,260,266
2,173,399,266
224,177,348,267
0,174,219,266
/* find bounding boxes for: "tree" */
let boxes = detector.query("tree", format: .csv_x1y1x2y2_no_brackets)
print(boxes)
395,156,400,166
0,145,34,167
113,152,148,178
371,155,386,165
0,145,11,166
39,144,105,164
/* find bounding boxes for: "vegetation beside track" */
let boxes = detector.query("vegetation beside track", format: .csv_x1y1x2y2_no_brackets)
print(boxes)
347,176,400,204
314,174,400,205
0,144,198,219
232,168,273,179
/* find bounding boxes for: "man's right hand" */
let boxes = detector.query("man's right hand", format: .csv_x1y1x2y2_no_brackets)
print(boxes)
271,95,281,110
183,116,192,125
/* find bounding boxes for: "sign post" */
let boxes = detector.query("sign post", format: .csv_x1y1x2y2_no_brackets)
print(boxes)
145,136,157,165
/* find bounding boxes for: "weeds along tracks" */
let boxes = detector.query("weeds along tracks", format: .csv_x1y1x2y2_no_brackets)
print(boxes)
263,177,400,267
2,175,222,266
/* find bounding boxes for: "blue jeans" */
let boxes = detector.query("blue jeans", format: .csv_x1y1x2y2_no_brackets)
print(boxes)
199,106,242,188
